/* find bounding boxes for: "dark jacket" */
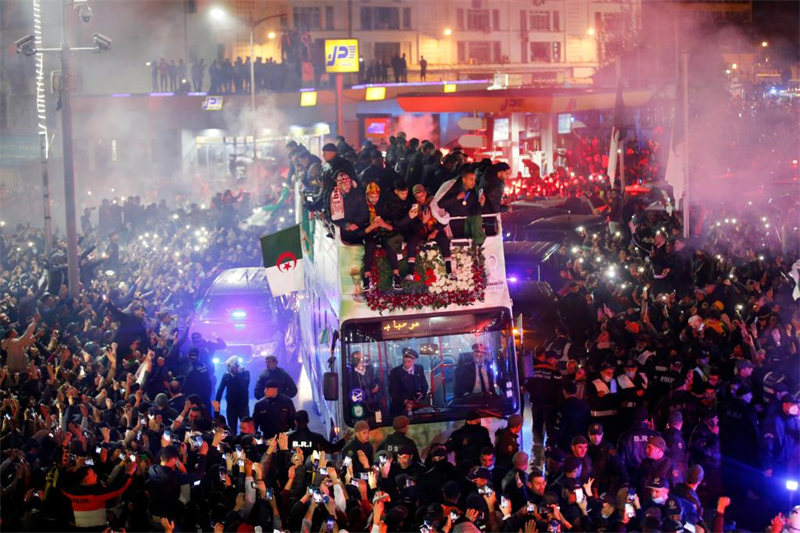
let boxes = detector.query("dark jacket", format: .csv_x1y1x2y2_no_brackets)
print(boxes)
454,361,496,397
254,367,298,399
287,425,345,460
252,394,296,439
381,191,413,234
479,171,506,214
445,422,492,474
215,369,250,407
321,155,357,203
438,178,481,217
146,461,205,518
387,364,428,415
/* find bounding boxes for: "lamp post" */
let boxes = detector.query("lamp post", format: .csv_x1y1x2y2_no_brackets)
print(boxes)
17,0,111,296
211,7,284,161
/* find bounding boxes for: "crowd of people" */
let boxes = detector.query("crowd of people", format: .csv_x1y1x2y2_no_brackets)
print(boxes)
2,112,799,533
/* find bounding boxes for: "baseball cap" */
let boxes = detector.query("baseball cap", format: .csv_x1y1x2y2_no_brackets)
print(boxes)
295,410,310,424
507,414,523,428
493,162,511,172
648,436,667,451
322,143,338,153
412,184,426,195
647,476,667,489
588,423,604,435
264,380,279,389
465,410,481,421
354,420,370,432
736,359,754,371
466,466,491,481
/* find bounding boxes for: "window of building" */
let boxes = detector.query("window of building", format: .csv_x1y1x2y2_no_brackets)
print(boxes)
456,8,464,30
402,7,411,29
530,41,550,62
552,10,560,31
361,6,401,30
325,6,334,30
466,9,490,32
459,41,494,64
529,11,550,31
492,9,500,31
293,6,321,30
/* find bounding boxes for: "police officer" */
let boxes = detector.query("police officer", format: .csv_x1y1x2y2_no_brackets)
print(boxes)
377,415,420,463
181,348,212,410
688,409,722,504
554,380,591,451
213,356,250,433
588,361,621,442
252,380,296,439
388,347,428,415
445,410,492,475
525,349,562,449
494,414,522,473
719,385,759,466
286,410,346,460
639,436,683,496
587,423,625,494
618,406,658,484
617,359,648,421
761,394,800,483
663,411,688,477
341,420,374,478
254,355,297,400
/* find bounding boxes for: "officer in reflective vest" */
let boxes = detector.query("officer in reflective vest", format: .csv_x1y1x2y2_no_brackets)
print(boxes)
616,359,649,421
588,361,621,442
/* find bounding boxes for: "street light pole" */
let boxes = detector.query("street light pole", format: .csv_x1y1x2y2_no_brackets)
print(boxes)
249,23,256,161
246,14,284,161
60,0,80,297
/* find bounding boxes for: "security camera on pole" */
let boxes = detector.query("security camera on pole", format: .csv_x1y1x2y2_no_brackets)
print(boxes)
15,0,112,297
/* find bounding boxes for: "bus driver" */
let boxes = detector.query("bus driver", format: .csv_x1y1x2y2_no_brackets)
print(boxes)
388,347,428,415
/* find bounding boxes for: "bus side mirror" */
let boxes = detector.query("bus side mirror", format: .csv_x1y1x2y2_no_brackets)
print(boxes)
323,372,339,401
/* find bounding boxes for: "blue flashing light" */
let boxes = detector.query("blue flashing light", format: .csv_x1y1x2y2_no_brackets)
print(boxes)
234,323,246,330
212,357,220,365
230,309,247,320
787,480,798,491
508,276,518,283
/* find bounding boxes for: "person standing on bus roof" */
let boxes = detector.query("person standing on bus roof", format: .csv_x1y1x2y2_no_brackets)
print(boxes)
454,343,496,398
388,347,428,415
254,355,297,400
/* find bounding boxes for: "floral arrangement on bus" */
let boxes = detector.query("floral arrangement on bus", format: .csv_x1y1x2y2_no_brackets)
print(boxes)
364,244,486,312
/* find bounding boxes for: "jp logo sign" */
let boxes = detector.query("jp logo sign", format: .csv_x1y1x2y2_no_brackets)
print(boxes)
324,39,359,73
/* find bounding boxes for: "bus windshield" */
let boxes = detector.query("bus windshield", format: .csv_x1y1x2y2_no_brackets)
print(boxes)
341,308,519,427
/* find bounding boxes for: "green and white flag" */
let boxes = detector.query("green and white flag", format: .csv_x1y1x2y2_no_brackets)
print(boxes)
260,224,304,296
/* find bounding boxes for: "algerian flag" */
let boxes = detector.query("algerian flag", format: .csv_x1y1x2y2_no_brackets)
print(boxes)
260,224,304,296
